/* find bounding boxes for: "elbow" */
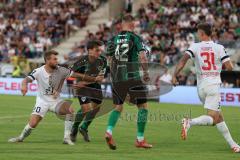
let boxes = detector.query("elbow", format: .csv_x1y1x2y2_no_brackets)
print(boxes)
226,66,233,71
225,63,234,71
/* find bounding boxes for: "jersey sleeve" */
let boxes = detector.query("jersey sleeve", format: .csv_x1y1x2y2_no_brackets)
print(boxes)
219,45,230,63
185,44,196,59
134,35,146,53
28,68,40,81
59,66,72,79
70,57,86,73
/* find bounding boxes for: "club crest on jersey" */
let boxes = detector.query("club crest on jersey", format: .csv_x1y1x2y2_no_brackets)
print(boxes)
81,97,87,102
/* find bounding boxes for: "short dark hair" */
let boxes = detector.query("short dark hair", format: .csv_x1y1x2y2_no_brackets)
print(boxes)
86,40,103,50
122,14,134,23
197,23,212,36
44,50,58,62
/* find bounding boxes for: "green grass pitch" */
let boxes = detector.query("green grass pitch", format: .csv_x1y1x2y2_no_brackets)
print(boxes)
0,94,240,160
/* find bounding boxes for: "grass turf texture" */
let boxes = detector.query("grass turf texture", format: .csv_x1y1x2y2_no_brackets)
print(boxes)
0,94,239,160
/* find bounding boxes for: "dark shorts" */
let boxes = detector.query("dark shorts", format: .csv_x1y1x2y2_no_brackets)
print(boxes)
112,80,147,105
77,83,103,105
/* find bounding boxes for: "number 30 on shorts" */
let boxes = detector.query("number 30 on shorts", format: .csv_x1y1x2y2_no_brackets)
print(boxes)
35,107,41,113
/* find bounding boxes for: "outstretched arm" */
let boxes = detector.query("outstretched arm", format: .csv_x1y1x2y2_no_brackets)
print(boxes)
21,77,33,96
71,72,104,83
172,54,190,86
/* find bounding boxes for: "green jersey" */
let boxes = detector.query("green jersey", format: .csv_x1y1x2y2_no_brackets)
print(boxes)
107,31,146,82
71,54,107,87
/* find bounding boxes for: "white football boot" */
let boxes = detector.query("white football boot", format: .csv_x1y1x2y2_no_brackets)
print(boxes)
8,137,23,143
63,138,75,145
232,144,240,153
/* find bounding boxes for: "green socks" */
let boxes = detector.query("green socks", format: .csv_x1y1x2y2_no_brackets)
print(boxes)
81,107,100,130
106,108,148,140
72,109,85,129
137,108,148,140
106,110,121,134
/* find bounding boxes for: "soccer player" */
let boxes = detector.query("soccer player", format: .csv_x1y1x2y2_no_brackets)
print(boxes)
105,15,152,150
8,50,103,145
70,40,107,142
172,23,240,153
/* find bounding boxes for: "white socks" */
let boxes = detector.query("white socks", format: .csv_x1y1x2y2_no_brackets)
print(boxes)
189,115,237,148
64,120,73,139
189,115,213,126
19,124,33,140
216,121,237,148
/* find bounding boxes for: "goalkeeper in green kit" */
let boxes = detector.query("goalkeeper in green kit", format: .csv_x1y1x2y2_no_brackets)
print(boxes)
105,15,152,150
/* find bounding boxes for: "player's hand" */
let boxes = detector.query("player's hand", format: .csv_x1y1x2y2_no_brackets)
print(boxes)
95,74,104,83
172,76,179,86
21,85,28,96
72,82,87,89
143,72,150,82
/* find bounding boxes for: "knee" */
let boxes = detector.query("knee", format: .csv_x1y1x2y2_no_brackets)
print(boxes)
209,113,223,125
81,104,91,113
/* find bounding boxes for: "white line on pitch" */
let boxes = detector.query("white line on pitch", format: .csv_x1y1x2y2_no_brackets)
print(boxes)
0,115,29,120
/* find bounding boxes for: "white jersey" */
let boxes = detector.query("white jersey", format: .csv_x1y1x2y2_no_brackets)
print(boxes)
186,41,230,86
28,65,72,102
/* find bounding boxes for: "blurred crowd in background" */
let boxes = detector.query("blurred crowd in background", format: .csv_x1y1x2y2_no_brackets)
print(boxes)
0,0,239,87
0,0,105,77
68,0,240,87
0,0,105,61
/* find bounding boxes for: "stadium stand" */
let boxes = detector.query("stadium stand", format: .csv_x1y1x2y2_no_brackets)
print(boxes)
0,0,106,77
0,0,239,86
66,0,240,86
0,0,105,62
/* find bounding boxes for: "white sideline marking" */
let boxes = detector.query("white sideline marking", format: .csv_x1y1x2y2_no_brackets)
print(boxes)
0,115,28,120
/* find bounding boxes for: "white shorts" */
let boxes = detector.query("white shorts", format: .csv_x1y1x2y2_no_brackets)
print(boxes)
197,84,221,112
32,98,63,117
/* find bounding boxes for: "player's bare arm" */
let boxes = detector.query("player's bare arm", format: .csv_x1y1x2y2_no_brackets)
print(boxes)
139,50,149,82
71,71,104,89
71,72,103,83
21,77,33,96
223,60,233,71
172,53,190,86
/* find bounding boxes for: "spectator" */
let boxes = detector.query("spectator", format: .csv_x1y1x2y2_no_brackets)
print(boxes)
64,45,86,61
125,0,133,14
0,0,100,62
221,80,234,88
0,51,3,62
177,73,187,85
12,65,21,78
186,71,196,86
66,0,240,87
